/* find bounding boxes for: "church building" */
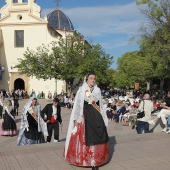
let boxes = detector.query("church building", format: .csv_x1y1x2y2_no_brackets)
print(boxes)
0,0,75,97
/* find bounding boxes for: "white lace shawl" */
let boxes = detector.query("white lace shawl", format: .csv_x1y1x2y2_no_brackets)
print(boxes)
17,98,48,145
64,79,108,157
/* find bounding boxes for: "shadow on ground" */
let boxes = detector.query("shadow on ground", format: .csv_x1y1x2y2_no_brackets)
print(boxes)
149,119,164,133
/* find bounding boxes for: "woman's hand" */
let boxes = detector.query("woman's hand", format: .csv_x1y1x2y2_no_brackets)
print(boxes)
74,120,78,127
46,120,50,124
44,114,47,120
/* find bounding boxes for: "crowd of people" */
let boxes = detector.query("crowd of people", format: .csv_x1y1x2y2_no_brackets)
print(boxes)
1,75,170,170
103,89,170,134
0,89,29,100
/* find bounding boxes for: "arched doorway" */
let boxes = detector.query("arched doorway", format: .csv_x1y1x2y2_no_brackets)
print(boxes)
14,78,25,90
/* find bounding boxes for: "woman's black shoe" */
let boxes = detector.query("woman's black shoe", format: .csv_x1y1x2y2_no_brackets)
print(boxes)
92,167,99,170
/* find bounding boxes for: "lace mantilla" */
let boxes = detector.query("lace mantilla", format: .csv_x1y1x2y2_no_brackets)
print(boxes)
65,78,108,158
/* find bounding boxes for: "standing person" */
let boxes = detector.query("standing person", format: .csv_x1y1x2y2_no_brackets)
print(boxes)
41,98,62,143
60,95,64,107
136,93,154,134
67,97,73,109
2,90,6,98
41,91,44,99
10,96,15,116
17,98,48,145
64,73,109,170
64,95,69,108
14,96,19,116
63,95,67,107
0,96,5,119
47,91,52,99
0,100,17,136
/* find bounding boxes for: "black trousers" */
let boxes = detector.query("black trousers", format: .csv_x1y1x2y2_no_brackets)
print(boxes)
47,122,59,142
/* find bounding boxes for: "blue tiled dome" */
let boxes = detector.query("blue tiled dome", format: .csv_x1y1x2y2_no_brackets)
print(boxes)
47,9,74,30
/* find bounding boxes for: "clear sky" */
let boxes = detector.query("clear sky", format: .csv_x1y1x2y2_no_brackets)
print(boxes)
0,0,146,69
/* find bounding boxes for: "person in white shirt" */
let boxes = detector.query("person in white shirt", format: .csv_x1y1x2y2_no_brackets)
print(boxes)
41,98,62,143
136,94,154,134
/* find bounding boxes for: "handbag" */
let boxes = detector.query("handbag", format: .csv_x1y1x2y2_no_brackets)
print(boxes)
137,101,145,119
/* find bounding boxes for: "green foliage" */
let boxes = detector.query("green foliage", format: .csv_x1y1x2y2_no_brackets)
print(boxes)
116,51,153,88
139,26,170,79
15,32,113,94
97,68,117,88
136,0,170,81
136,0,169,26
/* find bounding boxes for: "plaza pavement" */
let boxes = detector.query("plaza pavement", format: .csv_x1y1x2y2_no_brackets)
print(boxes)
0,99,170,170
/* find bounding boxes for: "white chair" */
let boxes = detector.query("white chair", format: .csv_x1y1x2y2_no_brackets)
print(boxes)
119,113,123,123
119,111,126,123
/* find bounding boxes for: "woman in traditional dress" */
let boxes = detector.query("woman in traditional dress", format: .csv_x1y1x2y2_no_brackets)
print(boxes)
64,73,109,170
17,98,48,146
0,96,5,119
0,96,5,135
1,100,17,136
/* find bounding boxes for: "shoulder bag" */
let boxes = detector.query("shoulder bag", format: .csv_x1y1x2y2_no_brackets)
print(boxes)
137,101,145,119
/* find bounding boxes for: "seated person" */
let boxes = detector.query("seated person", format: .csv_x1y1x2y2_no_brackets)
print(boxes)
150,91,170,133
122,103,132,125
126,105,138,127
167,115,170,134
113,100,126,123
106,101,116,121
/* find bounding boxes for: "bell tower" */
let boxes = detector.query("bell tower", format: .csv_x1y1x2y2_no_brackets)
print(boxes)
0,0,41,18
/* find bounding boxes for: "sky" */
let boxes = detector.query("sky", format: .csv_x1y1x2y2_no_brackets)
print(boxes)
0,0,146,69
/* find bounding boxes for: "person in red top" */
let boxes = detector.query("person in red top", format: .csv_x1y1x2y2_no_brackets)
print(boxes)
41,98,62,143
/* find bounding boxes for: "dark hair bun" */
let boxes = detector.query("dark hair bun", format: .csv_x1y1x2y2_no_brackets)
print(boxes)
86,73,96,81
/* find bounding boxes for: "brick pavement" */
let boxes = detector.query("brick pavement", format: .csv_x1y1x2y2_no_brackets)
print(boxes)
0,99,170,170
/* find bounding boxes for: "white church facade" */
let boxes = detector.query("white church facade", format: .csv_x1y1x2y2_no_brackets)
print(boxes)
0,0,75,97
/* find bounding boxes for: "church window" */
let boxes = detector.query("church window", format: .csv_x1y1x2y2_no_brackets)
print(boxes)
13,0,18,3
15,30,24,47
13,0,28,3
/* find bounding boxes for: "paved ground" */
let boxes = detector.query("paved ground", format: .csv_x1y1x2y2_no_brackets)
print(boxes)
0,99,170,170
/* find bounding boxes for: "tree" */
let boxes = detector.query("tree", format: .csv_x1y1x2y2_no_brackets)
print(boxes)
136,0,170,31
136,0,170,96
116,51,153,89
15,33,113,96
97,68,117,89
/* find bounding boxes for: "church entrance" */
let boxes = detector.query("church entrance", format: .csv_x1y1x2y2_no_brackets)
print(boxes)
14,78,25,90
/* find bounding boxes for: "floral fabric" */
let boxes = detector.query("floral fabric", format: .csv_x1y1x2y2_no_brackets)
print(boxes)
66,116,109,167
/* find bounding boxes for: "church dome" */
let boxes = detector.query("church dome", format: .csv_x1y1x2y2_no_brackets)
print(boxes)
47,9,74,31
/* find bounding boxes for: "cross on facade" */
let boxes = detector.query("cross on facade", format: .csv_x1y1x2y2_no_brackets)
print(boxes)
54,0,61,9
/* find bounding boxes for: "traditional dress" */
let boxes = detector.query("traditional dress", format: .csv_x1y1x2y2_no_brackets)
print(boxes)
65,78,109,167
0,105,17,136
17,98,48,146
0,99,4,119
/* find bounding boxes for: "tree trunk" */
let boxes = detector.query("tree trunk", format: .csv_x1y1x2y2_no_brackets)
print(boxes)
146,81,150,91
168,78,170,89
160,78,164,98
67,87,73,97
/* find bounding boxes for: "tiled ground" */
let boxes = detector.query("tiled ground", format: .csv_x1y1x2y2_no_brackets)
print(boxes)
0,99,170,170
